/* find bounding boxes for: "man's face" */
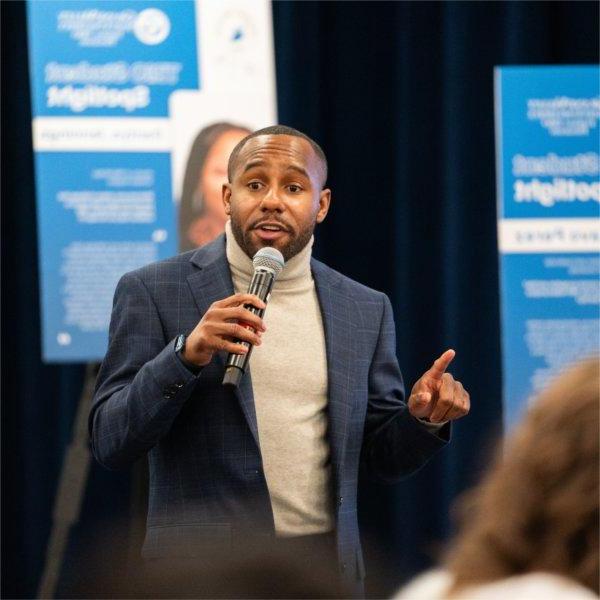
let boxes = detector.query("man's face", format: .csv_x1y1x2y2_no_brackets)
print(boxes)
223,134,331,262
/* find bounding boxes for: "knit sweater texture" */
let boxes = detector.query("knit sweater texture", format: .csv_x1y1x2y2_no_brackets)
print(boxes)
225,221,334,536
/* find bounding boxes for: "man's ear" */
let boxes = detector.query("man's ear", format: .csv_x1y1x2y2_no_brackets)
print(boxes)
316,188,331,223
223,183,232,215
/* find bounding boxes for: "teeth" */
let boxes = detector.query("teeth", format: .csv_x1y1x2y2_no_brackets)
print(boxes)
261,225,281,231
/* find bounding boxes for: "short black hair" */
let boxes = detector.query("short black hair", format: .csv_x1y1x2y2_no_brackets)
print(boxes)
227,125,328,187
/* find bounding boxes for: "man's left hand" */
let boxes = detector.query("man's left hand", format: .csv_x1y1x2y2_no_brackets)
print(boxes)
408,349,470,424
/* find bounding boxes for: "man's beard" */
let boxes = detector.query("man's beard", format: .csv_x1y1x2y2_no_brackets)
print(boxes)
229,214,315,262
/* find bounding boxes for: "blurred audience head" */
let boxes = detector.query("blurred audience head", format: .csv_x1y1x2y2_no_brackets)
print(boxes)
445,357,599,595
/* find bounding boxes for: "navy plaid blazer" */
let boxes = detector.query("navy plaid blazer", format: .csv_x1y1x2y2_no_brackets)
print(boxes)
89,234,449,591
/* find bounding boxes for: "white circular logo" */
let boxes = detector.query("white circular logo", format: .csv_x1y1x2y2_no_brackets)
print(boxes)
134,9,171,45
57,332,72,346
152,229,168,243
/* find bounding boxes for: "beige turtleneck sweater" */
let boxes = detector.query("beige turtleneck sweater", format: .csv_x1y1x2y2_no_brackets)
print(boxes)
225,221,334,536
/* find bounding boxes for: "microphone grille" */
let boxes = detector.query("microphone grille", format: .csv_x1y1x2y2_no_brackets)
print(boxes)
253,247,285,277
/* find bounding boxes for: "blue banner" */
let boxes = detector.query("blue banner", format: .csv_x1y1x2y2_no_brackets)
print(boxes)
28,0,277,363
495,65,600,429
28,0,199,362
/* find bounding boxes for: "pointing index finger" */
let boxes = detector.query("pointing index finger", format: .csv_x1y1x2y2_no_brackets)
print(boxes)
427,349,456,381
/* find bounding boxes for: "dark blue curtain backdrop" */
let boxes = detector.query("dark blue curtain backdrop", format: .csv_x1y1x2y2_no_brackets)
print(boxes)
2,1,598,597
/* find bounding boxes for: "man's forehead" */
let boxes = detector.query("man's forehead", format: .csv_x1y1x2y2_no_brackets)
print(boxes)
239,134,315,163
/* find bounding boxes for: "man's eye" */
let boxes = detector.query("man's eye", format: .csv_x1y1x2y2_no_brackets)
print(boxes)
288,184,302,193
248,182,262,191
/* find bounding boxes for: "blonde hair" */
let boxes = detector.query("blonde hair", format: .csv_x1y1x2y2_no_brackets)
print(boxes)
446,357,599,594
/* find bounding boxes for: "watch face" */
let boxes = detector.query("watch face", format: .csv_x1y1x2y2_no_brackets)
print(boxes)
175,334,185,353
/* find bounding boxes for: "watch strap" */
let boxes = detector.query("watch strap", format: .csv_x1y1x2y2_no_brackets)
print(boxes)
175,334,202,375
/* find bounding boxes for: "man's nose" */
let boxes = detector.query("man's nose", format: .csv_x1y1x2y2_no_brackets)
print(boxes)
259,187,284,211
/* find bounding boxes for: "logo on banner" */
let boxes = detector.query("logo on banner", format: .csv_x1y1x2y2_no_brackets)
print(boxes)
133,9,171,46
208,10,264,82
216,10,254,52
57,7,170,48
527,96,600,136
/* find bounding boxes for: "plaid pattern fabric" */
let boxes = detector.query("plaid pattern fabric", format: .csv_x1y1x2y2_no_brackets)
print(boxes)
89,235,448,591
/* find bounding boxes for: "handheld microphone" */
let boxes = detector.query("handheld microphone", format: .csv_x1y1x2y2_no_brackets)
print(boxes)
222,247,285,387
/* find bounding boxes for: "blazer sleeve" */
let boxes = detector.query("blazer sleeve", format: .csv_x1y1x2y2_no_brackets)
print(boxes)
89,271,200,470
361,293,450,483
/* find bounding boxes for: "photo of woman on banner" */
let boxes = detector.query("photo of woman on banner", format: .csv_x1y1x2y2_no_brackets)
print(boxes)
178,122,251,251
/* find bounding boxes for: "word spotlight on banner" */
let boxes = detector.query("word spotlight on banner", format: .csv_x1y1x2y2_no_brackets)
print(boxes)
27,0,276,362
495,65,600,430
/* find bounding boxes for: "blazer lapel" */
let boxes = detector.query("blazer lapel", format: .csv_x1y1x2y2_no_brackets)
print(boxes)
186,236,260,447
312,259,355,495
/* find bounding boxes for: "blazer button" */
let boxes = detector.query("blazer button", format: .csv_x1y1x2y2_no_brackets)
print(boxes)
339,496,343,506
163,382,184,398
163,385,177,399
340,562,347,573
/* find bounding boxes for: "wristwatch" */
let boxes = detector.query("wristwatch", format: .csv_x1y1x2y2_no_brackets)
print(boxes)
174,334,201,375
174,333,186,355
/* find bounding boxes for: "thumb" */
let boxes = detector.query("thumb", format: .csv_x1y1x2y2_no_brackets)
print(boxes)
408,391,433,419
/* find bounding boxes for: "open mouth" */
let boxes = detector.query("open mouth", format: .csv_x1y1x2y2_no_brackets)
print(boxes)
253,222,289,240
254,222,288,232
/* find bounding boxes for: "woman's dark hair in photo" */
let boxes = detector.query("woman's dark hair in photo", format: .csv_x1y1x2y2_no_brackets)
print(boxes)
179,121,250,252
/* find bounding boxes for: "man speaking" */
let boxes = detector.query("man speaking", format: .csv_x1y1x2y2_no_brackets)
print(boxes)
89,126,470,596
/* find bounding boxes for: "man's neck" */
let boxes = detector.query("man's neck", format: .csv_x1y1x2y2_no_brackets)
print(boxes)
225,220,314,284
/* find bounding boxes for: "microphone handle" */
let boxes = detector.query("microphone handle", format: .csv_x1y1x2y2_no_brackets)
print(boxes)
222,269,275,387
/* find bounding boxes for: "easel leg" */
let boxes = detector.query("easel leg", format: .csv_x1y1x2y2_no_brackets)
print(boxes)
37,363,99,599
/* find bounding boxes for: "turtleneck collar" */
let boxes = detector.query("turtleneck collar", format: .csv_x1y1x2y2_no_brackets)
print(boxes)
225,220,313,288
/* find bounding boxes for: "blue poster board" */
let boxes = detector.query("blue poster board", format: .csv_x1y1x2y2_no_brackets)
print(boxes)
27,1,199,361
495,66,600,429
